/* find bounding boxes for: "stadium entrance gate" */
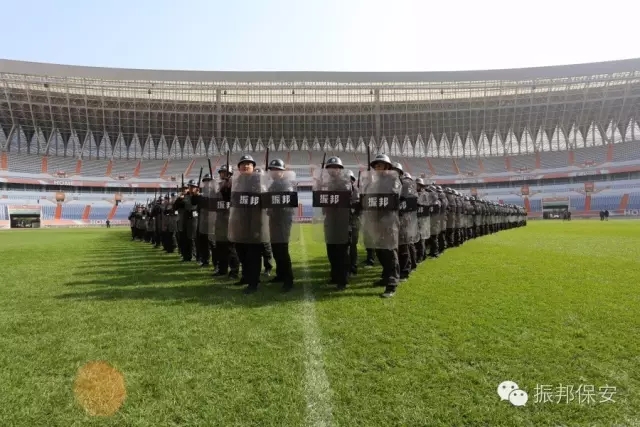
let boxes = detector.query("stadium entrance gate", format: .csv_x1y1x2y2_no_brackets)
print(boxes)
8,205,41,228
542,197,569,220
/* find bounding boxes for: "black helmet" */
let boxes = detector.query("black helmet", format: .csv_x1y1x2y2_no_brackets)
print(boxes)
445,187,454,194
202,173,212,182
470,196,476,202
415,178,425,186
218,164,233,175
369,154,392,169
268,158,286,171
392,162,404,175
403,172,413,180
426,185,435,192
347,170,356,181
188,179,197,187
435,185,443,193
325,156,344,169
463,196,469,201
237,154,256,167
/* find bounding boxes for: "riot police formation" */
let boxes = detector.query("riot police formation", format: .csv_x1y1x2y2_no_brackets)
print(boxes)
128,154,528,299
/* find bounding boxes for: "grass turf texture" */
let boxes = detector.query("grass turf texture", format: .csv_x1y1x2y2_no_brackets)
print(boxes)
0,221,639,426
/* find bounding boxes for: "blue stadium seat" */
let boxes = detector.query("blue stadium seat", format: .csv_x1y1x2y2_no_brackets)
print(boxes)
41,206,56,220
590,195,622,211
569,196,586,211
61,205,85,220
88,206,112,221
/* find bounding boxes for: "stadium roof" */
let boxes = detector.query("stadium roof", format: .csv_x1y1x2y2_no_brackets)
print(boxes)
2,58,640,104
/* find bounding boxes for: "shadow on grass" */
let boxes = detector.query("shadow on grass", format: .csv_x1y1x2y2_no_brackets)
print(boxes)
56,232,401,307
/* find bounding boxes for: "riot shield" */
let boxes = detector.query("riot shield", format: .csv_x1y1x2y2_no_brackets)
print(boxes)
228,172,269,244
261,170,299,244
197,178,218,238
360,169,401,250
311,169,352,245
399,178,419,245
214,179,231,242
417,191,431,240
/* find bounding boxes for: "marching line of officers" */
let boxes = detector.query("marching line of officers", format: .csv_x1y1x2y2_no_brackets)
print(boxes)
128,153,528,298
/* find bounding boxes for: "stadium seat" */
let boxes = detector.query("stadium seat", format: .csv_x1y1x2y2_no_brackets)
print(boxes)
611,142,640,163
569,196,586,211
590,195,623,211
88,206,113,221
539,151,569,170
138,160,166,179
47,156,79,175
60,204,85,220
41,206,56,220
7,153,43,174
573,145,608,166
627,192,640,209
482,157,507,173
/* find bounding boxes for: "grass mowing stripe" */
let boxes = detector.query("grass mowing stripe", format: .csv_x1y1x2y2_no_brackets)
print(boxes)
298,226,334,427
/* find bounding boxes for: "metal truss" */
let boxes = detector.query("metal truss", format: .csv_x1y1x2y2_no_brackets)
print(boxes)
1,60,640,160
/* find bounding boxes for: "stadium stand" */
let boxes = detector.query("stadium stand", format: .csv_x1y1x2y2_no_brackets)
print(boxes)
574,145,608,166
138,160,165,179
40,206,56,220
7,153,43,175
627,192,640,209
88,206,113,221
590,194,623,211
539,151,569,170
47,156,78,176
0,205,7,220
60,204,85,220
611,141,640,163
3,59,640,223
510,154,536,171
482,157,507,173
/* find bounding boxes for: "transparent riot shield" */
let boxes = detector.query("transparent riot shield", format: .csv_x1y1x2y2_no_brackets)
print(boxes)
311,168,352,245
214,178,231,242
261,170,300,244
197,178,218,238
360,169,401,250
228,172,269,244
399,178,419,245
417,191,431,241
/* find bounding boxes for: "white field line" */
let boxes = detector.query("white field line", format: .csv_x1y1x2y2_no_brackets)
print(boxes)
299,227,334,427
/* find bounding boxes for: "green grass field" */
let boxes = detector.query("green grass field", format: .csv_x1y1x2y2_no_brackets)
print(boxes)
1,221,640,426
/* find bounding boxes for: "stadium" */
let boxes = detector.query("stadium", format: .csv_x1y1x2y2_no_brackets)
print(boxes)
2,57,640,427
2,58,640,227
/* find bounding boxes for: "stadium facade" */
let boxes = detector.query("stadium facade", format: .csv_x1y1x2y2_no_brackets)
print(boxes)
1,58,640,227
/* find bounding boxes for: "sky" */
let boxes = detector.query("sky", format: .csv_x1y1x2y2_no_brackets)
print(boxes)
2,0,640,72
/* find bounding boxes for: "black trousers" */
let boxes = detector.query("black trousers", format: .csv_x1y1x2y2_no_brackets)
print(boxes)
365,248,375,263
349,225,360,271
398,244,411,278
326,243,349,285
215,241,239,274
236,243,263,288
130,227,135,239
197,233,215,265
438,231,447,253
262,242,273,272
375,248,399,288
272,243,293,285
162,230,177,253
180,232,195,261
416,238,426,262
428,236,439,257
